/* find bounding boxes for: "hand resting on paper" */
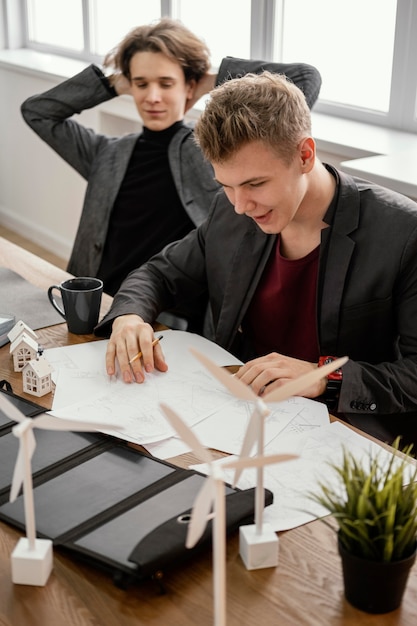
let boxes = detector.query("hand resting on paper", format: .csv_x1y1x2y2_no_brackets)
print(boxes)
106,315,327,396
235,352,327,398
106,314,168,383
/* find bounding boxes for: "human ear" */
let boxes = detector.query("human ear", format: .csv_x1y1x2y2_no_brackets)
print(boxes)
299,137,316,170
184,79,199,113
186,79,197,99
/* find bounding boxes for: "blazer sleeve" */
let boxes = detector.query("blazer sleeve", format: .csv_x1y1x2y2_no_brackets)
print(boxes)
216,56,322,109
20,65,115,180
94,223,210,338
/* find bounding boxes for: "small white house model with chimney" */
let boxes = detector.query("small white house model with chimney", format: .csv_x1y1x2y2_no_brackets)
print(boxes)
10,332,39,372
22,356,53,397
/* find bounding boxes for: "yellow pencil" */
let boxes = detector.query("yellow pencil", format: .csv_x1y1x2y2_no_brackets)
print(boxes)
129,335,163,364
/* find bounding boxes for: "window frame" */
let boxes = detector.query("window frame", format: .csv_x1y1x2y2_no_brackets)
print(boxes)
311,0,417,133
5,0,417,133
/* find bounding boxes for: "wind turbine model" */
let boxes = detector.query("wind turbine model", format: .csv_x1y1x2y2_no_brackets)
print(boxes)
160,402,297,626
0,394,119,586
189,348,348,569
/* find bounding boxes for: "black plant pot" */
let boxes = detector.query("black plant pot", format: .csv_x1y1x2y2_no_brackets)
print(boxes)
338,538,416,613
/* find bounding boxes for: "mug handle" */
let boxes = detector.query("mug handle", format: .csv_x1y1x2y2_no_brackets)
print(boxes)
47,285,66,319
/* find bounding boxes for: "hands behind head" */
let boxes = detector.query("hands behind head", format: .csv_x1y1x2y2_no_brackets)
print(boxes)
235,352,327,398
184,71,217,113
105,314,168,383
109,72,132,96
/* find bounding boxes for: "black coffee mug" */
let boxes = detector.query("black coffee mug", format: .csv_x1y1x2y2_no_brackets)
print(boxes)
47,277,103,334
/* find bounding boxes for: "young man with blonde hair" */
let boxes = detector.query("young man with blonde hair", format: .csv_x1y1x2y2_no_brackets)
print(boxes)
96,72,417,445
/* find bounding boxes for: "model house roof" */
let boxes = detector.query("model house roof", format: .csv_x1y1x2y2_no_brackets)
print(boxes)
23,356,53,377
10,332,38,354
7,320,38,343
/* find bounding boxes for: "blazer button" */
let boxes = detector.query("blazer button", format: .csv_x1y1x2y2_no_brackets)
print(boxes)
369,403,377,411
350,401,358,410
94,242,103,252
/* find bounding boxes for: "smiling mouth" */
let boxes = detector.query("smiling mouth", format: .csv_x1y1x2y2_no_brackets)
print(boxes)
251,211,271,222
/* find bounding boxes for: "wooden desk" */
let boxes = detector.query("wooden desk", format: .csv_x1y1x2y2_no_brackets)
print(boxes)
1,237,416,625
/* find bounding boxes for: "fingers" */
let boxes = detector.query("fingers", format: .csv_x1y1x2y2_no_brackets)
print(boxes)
105,340,117,377
110,72,132,96
153,341,169,374
130,334,167,378
237,362,281,396
235,353,321,398
235,353,279,395
185,72,216,112
105,315,168,383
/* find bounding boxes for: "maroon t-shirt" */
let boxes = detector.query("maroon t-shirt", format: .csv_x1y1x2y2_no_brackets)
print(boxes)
242,237,320,361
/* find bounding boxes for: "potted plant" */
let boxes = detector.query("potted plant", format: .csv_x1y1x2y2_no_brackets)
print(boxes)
310,439,417,613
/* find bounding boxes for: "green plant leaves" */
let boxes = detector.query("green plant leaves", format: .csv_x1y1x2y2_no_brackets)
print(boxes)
309,438,417,562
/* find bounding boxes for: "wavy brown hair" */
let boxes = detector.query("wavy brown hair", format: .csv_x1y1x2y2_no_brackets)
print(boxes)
103,17,210,83
194,71,312,164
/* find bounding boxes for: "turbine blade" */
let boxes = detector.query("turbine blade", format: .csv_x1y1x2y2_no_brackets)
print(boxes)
10,429,36,502
225,453,298,472
35,413,120,433
233,408,260,485
264,356,348,403
189,348,257,401
160,403,212,464
0,394,25,424
10,441,25,502
186,477,216,548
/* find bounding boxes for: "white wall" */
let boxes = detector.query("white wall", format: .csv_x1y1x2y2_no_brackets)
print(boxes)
0,65,88,260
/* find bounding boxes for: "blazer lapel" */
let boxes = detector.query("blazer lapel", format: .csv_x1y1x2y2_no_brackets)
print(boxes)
319,169,360,349
216,223,275,349
100,135,138,220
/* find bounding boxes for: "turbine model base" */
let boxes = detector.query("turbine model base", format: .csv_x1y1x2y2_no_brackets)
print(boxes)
11,537,53,586
239,523,279,570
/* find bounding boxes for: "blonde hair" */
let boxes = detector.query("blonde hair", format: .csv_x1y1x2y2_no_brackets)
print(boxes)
194,71,312,164
104,17,210,82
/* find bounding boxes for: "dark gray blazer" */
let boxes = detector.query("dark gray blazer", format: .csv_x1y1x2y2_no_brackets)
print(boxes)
21,57,321,278
96,166,417,418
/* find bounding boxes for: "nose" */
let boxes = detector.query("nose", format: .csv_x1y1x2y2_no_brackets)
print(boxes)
145,84,162,103
232,188,255,215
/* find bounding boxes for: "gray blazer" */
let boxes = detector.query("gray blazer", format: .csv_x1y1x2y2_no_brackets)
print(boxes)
96,166,417,418
21,58,321,278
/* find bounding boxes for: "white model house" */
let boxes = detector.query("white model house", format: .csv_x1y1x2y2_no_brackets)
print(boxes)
7,320,38,344
22,356,53,397
10,333,39,372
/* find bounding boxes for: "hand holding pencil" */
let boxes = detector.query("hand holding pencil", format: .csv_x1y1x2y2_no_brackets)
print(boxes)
129,335,164,364
105,314,168,384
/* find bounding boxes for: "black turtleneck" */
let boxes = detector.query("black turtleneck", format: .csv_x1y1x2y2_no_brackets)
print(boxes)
97,121,194,296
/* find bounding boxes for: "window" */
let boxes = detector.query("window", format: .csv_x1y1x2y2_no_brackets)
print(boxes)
10,0,417,132
27,0,84,51
24,0,251,67
277,0,417,132
279,0,397,112
173,0,251,68
88,0,161,57
25,0,161,58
